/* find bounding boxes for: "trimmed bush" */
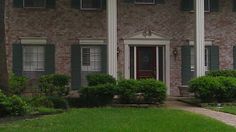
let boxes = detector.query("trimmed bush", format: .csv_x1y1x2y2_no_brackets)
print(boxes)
9,74,29,95
116,79,167,104
79,83,116,106
138,79,167,104
87,73,116,86
0,90,10,117
47,96,69,109
189,76,236,102
116,79,139,103
207,70,236,77
39,74,70,96
30,96,54,108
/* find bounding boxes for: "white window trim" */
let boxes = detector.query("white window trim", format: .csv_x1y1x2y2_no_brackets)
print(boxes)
79,39,106,45
20,37,47,45
23,0,46,9
134,0,155,5
80,0,102,10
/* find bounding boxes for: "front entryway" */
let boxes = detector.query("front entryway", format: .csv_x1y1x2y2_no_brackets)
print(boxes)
129,46,165,81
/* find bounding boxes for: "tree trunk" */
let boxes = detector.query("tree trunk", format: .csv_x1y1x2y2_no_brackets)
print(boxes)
0,0,9,93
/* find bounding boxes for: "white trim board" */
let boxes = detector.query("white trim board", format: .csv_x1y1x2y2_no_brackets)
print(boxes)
79,39,106,45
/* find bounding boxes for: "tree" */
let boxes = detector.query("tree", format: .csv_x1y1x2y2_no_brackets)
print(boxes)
0,0,9,93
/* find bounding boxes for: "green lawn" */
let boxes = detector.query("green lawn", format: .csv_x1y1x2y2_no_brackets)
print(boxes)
208,106,236,115
0,108,235,132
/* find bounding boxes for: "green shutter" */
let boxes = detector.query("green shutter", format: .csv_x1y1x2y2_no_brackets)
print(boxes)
101,45,107,73
44,44,55,75
209,46,219,71
13,0,23,8
102,0,106,9
234,46,236,69
71,45,81,90
13,44,23,76
210,0,219,12
46,0,56,9
181,0,194,11
233,0,236,12
156,0,165,4
181,45,192,85
71,0,81,9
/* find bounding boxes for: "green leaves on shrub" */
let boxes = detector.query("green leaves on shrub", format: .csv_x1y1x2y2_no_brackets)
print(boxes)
117,79,167,104
207,70,236,77
0,90,28,116
39,74,70,96
30,96,69,109
79,84,116,106
86,73,116,86
189,76,236,103
9,73,29,95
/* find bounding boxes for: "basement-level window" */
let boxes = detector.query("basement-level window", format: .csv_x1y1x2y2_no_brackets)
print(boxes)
135,0,155,4
24,0,46,8
81,0,102,10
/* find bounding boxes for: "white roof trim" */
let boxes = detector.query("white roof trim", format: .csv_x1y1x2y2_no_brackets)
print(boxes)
123,30,171,40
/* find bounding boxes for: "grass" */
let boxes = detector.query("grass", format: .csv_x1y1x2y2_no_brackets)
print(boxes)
208,105,236,115
0,108,235,132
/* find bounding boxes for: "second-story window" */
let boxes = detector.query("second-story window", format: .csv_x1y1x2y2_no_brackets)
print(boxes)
135,0,155,4
81,0,102,10
24,0,46,8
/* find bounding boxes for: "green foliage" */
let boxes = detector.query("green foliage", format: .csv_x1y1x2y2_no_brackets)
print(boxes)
207,70,236,77
116,79,167,104
79,83,116,106
138,79,167,104
0,90,28,116
30,96,54,108
116,79,139,103
189,76,236,102
9,73,29,95
47,96,69,109
39,74,70,96
86,73,116,86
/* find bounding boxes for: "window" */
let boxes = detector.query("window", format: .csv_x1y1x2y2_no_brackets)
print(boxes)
81,0,102,10
24,0,46,8
135,0,155,4
23,46,45,72
81,47,101,72
190,47,209,72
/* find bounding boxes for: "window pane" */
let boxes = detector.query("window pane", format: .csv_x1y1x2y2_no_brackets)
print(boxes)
82,48,90,66
23,46,45,72
81,47,101,72
81,0,101,9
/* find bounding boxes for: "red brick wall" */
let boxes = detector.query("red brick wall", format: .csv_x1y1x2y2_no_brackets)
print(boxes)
5,0,236,96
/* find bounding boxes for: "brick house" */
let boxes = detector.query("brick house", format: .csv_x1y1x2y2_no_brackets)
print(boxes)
4,0,236,96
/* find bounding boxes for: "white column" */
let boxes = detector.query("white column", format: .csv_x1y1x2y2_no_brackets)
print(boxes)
107,0,118,78
195,0,205,77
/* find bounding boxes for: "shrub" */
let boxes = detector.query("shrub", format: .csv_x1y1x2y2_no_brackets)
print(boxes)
116,79,139,103
30,96,54,108
79,83,116,106
47,96,69,109
189,76,236,102
138,79,167,104
86,73,116,86
9,73,29,95
0,90,28,116
8,95,28,116
207,70,236,77
39,74,70,96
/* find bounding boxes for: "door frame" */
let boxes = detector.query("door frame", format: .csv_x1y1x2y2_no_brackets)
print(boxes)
124,36,170,95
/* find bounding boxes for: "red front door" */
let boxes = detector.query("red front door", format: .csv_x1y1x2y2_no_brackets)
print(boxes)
137,47,156,79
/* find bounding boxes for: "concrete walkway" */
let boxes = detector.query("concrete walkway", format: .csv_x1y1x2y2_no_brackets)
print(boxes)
165,100,236,128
